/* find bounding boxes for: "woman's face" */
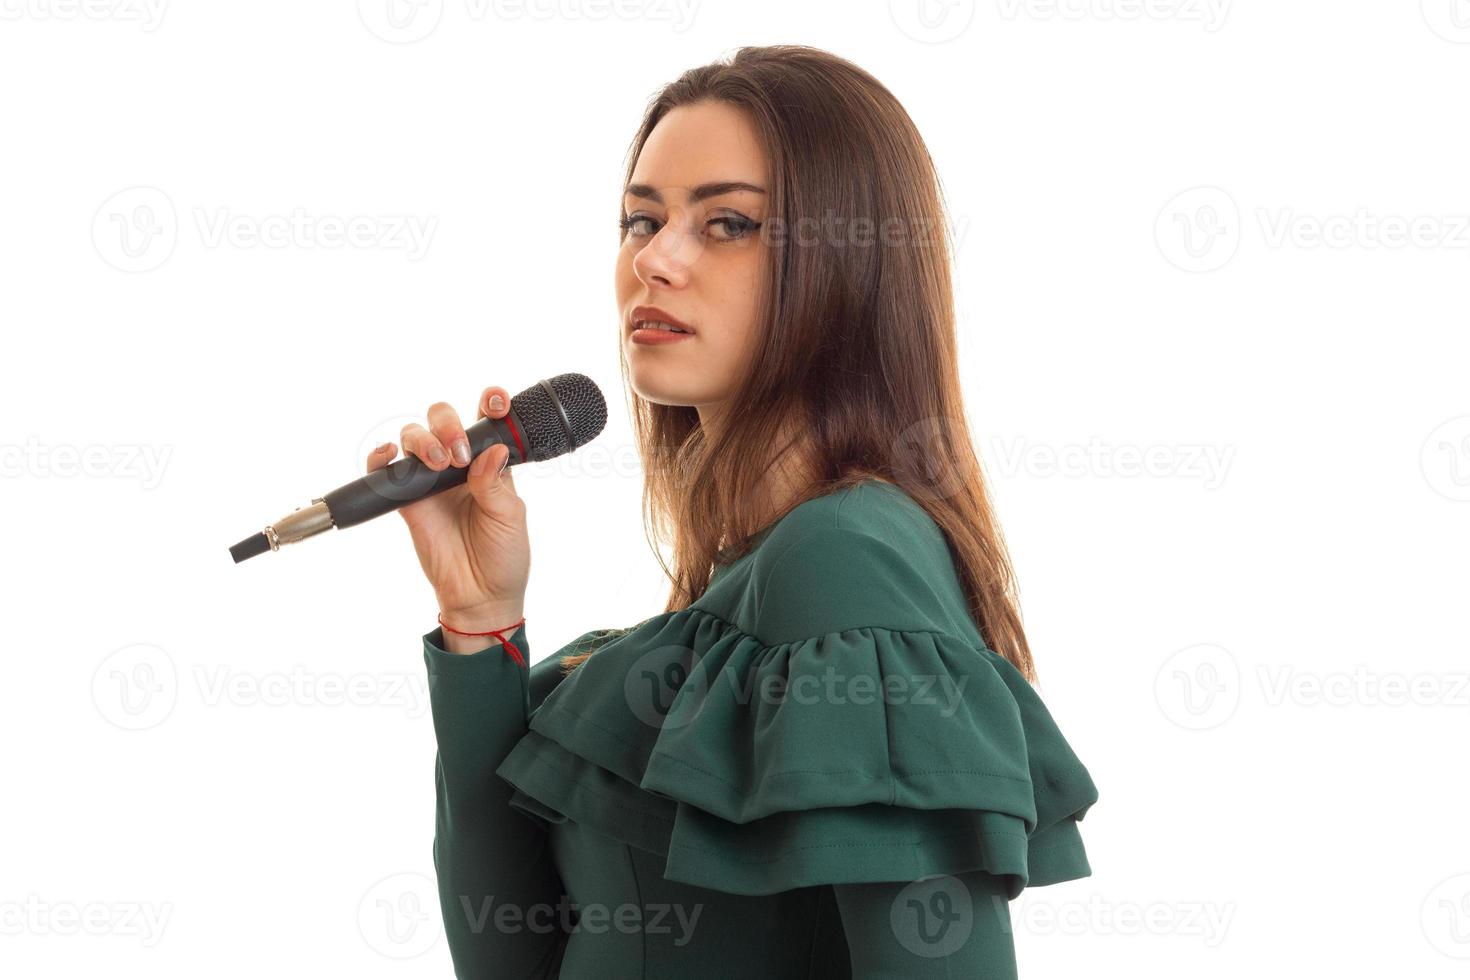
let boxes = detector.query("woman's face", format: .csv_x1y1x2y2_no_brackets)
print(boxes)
615,100,769,421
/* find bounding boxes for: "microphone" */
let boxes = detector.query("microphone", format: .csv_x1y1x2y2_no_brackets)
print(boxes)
228,372,607,564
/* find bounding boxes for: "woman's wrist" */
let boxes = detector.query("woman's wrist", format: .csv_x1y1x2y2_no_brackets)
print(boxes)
436,601,525,656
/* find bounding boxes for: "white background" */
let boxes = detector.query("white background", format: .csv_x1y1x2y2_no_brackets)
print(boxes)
3,1,1468,977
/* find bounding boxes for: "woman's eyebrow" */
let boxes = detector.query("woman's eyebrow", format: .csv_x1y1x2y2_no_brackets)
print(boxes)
623,181,766,204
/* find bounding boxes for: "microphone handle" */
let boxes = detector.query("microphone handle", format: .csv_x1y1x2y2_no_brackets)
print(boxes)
323,412,528,529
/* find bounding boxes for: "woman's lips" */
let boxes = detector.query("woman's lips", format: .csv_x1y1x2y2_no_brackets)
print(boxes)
630,325,696,346
631,305,694,332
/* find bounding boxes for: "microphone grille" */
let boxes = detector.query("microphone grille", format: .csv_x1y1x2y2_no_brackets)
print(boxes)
510,373,608,462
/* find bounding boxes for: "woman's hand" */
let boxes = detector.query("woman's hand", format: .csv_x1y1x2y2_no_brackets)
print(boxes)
365,385,529,632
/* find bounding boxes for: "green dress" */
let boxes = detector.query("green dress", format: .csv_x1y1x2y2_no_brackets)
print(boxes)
423,479,1099,979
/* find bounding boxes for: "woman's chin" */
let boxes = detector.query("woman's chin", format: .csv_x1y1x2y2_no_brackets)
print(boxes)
629,375,713,409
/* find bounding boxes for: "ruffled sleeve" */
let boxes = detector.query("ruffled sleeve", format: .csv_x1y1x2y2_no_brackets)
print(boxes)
494,520,1099,903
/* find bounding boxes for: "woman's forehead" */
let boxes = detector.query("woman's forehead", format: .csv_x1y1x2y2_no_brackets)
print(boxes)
630,103,767,192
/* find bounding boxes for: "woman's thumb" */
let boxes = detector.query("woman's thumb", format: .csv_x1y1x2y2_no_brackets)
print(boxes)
466,443,517,511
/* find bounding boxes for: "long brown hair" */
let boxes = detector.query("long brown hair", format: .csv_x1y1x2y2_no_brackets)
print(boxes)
562,45,1036,682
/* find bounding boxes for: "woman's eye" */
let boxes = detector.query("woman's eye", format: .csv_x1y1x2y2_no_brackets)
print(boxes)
708,215,759,241
619,213,761,242
620,215,658,237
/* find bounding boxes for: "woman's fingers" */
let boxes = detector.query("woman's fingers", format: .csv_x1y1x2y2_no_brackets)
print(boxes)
381,387,506,476
465,386,516,504
477,385,510,421
365,441,396,473
399,421,448,470
426,401,471,467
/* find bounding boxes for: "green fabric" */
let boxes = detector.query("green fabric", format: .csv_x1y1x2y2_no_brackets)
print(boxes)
424,480,1098,978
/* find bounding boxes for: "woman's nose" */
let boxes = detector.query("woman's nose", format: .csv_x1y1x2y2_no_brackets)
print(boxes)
634,212,702,286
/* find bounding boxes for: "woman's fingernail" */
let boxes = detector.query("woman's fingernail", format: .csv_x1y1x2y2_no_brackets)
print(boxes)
452,439,471,466
490,395,505,412
428,445,447,465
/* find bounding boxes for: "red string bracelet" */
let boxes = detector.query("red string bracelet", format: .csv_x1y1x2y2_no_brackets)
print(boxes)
437,613,526,668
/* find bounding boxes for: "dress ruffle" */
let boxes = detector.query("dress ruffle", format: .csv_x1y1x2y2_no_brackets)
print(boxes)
494,605,1098,899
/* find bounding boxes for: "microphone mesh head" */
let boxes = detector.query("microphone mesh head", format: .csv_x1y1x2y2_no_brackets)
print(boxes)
510,373,608,462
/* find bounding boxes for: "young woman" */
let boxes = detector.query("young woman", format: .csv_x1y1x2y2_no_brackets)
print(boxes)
367,45,1099,980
